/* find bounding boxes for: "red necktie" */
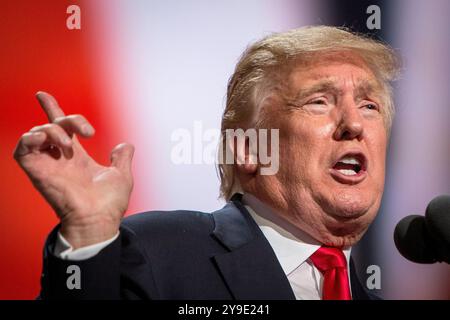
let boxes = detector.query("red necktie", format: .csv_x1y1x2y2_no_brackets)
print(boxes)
309,246,352,300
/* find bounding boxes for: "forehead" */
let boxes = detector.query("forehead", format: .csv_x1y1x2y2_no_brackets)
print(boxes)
285,51,379,91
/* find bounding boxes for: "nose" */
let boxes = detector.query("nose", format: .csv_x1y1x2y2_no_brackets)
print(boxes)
333,100,364,141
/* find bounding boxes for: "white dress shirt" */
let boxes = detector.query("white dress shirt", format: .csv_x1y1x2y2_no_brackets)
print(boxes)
241,193,352,300
54,231,119,261
54,193,352,299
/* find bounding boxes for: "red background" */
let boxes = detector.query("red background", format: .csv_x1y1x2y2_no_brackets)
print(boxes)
0,1,129,299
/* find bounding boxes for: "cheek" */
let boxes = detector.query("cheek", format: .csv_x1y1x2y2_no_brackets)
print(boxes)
278,119,333,174
366,128,388,179
316,122,336,137
288,121,334,162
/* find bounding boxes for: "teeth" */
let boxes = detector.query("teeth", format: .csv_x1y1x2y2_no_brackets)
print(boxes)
339,157,360,165
338,169,357,176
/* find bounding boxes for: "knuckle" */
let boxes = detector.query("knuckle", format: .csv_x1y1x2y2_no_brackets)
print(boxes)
41,124,67,138
21,132,32,139
44,123,61,134
46,123,57,130
53,116,66,124
67,114,85,123
21,132,35,141
29,125,43,132
30,123,54,132
56,114,88,131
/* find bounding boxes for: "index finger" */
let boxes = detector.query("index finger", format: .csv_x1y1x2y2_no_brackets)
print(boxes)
36,91,65,122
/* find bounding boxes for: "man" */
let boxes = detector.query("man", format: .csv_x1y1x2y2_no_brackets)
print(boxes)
14,26,399,299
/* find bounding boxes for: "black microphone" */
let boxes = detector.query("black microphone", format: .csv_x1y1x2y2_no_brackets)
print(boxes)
394,194,450,264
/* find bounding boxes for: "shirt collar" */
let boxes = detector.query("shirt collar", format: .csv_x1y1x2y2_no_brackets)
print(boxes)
242,193,351,276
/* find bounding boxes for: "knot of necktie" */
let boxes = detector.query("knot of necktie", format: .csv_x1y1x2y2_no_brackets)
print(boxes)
309,246,347,272
309,246,351,300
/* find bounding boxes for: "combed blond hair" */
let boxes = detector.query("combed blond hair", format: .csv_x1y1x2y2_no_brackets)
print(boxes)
218,25,401,200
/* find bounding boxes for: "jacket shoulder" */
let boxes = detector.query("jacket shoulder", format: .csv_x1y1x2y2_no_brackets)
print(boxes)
122,209,215,243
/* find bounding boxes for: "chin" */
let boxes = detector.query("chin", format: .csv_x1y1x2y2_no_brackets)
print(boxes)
319,231,365,248
319,206,377,247
326,188,375,218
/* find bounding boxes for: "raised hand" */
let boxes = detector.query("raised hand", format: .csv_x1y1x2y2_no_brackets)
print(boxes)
13,92,134,249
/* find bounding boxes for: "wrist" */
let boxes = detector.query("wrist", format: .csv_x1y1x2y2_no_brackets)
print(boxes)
60,216,120,250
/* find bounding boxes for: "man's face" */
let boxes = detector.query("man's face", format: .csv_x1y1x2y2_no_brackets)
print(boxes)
249,53,388,247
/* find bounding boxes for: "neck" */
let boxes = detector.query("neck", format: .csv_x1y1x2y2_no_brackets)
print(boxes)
242,192,320,245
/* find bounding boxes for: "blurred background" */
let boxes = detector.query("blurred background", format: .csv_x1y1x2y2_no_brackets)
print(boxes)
0,0,448,299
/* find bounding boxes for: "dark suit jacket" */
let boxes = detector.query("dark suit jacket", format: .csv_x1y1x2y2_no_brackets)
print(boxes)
40,194,377,300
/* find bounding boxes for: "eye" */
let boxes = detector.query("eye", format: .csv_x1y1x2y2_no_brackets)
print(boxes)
302,97,330,114
308,98,327,105
362,103,379,111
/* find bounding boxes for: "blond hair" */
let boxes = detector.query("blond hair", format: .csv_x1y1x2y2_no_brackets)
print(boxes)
218,26,400,200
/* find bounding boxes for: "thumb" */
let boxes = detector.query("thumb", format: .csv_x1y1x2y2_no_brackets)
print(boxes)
110,143,134,174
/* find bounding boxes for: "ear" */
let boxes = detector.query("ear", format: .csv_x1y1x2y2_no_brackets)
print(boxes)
235,136,258,175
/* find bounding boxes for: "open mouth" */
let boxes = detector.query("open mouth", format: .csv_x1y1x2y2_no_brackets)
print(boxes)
330,152,367,184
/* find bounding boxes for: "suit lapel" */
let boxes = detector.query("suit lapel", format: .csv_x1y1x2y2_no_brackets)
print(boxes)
349,257,378,300
211,194,295,300
211,194,377,300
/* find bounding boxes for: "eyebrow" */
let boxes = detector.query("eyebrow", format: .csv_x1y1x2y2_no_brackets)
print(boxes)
292,80,340,103
353,79,382,101
290,78,383,104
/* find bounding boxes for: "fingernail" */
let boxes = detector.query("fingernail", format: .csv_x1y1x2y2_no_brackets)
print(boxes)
82,124,94,135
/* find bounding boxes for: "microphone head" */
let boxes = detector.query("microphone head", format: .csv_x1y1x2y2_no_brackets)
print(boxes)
394,215,437,263
425,194,450,262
